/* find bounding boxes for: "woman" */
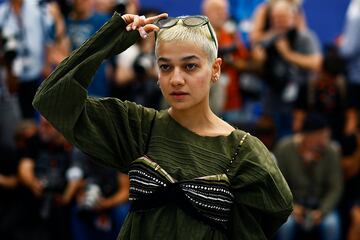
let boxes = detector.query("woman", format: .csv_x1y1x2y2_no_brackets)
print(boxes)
33,12,292,239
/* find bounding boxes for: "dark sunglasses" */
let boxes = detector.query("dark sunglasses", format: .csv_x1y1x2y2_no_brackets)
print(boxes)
155,15,218,48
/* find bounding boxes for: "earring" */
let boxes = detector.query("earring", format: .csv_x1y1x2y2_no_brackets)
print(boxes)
157,80,160,86
212,76,219,83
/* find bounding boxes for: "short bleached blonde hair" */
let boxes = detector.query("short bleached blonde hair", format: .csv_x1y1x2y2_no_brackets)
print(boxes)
155,17,218,63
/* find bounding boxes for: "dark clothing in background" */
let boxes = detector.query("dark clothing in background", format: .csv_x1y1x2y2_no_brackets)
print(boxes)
19,134,73,240
294,82,348,141
0,145,22,240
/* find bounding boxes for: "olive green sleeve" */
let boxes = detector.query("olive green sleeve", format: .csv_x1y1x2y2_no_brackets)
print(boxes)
229,135,293,239
33,12,157,171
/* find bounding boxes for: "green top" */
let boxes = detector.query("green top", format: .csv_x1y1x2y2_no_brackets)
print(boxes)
274,136,342,215
33,12,293,240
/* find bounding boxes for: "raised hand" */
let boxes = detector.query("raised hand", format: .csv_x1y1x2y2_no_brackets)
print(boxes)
121,13,168,38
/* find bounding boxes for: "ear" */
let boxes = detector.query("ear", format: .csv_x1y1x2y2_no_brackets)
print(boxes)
211,57,222,82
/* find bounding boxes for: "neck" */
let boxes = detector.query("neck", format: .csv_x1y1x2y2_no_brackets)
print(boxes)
71,10,92,20
168,102,219,136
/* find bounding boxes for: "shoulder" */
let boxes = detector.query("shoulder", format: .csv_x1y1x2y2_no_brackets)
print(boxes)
232,132,273,168
274,136,297,157
296,29,320,47
92,12,111,25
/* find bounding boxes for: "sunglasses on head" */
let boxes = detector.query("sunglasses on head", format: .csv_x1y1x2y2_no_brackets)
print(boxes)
155,15,218,48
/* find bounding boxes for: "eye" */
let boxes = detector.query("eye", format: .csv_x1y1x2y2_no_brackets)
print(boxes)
159,64,171,72
185,63,198,71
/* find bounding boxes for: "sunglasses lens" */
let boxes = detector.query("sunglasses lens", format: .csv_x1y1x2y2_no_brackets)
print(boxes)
183,17,206,26
157,18,178,28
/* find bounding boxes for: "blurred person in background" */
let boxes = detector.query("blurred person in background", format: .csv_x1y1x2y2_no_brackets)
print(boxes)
293,44,350,143
0,36,22,150
42,1,68,78
0,0,60,119
250,0,306,46
275,114,343,240
66,0,111,97
17,117,79,240
202,0,262,120
339,132,360,240
113,8,162,109
94,0,116,16
0,143,22,240
339,0,360,137
71,148,130,240
253,0,322,138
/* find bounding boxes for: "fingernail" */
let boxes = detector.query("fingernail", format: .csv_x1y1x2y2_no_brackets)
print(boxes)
126,25,131,31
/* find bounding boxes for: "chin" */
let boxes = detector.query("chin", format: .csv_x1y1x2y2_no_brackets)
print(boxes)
169,101,194,111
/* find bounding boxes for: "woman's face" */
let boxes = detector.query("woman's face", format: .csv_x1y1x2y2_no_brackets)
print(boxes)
156,40,220,111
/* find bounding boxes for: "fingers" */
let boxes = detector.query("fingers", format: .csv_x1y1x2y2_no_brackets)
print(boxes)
144,13,168,24
124,13,168,30
123,13,168,39
143,24,160,33
132,15,142,30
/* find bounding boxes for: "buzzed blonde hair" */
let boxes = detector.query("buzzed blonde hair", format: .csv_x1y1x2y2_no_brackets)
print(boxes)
155,17,218,63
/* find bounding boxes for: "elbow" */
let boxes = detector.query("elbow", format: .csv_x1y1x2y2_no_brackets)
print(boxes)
312,55,323,72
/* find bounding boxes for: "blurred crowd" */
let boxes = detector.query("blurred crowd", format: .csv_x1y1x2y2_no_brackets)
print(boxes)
0,0,359,240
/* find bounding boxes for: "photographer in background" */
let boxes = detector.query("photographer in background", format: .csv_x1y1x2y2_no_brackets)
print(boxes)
18,117,79,240
274,114,343,240
71,148,130,240
0,0,59,119
202,0,247,117
252,0,322,138
113,9,162,109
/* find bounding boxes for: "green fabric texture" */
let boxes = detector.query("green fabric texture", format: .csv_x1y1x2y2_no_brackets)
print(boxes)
33,12,293,239
274,136,343,215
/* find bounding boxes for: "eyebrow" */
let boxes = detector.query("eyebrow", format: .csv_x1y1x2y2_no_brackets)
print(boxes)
157,55,201,63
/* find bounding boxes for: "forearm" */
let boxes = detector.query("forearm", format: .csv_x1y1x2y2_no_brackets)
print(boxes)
18,159,37,187
283,51,322,71
32,12,139,140
106,174,130,207
62,180,84,204
345,108,358,135
105,189,129,207
0,174,18,188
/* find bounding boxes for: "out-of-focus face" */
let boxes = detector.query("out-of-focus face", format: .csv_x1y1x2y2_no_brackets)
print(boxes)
94,0,115,14
303,128,331,153
203,0,229,30
156,40,219,111
271,4,296,32
39,117,61,143
73,0,94,15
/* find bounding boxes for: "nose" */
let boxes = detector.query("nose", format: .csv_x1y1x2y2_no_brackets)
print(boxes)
170,67,185,87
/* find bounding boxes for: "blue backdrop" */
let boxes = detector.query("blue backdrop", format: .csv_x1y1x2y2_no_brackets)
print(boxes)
139,0,350,45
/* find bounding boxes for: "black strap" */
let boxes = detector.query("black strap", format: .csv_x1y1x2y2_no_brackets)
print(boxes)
129,182,230,236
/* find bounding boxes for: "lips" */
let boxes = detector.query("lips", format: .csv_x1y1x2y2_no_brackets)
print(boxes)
170,91,189,100
170,91,188,95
